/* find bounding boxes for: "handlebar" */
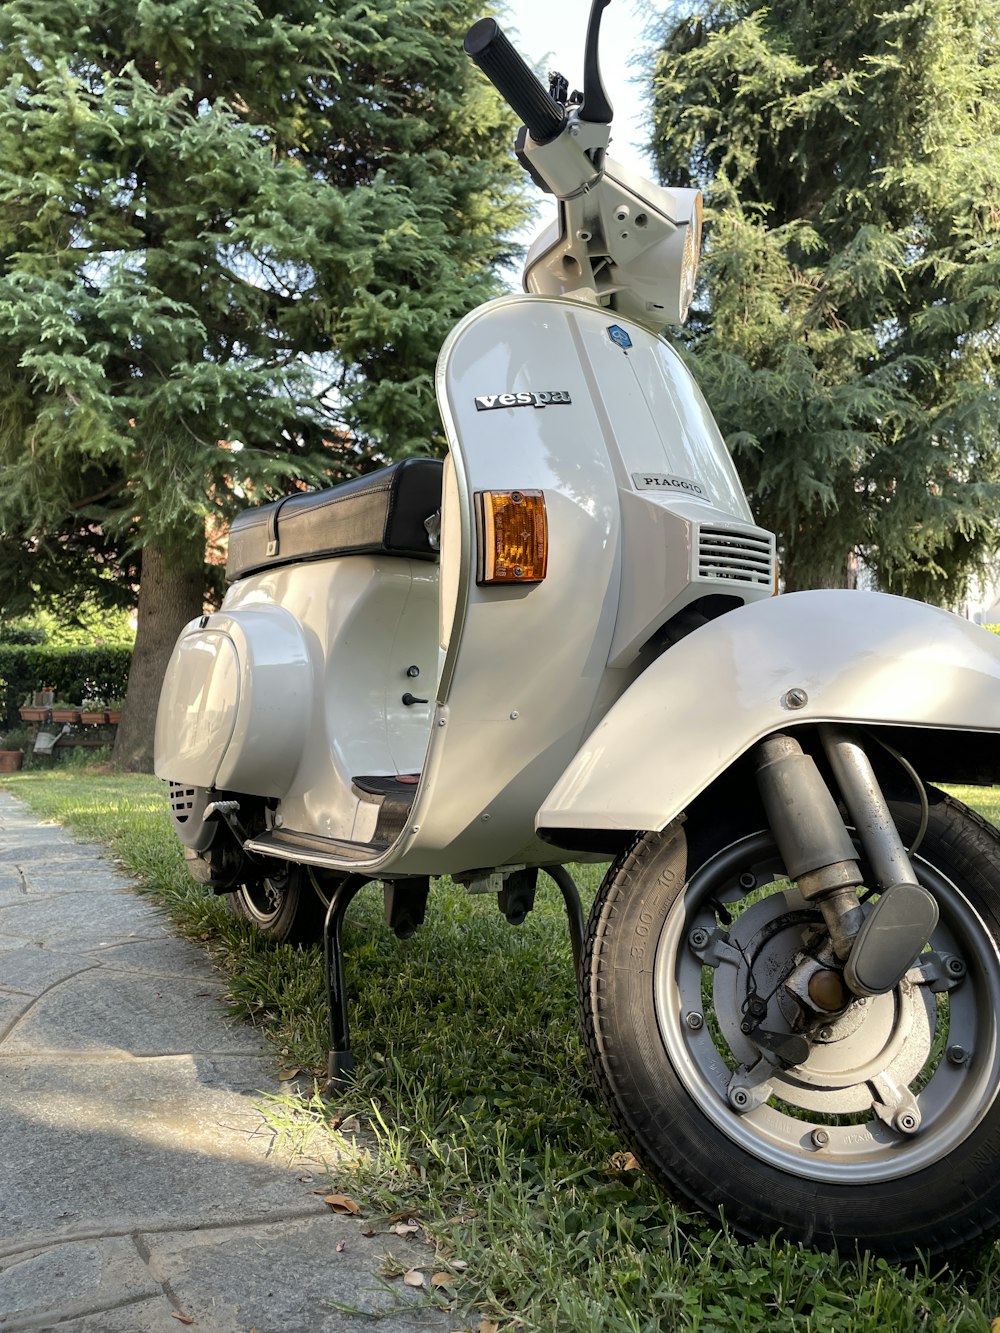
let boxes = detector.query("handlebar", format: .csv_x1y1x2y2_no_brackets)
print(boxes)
463,18,565,144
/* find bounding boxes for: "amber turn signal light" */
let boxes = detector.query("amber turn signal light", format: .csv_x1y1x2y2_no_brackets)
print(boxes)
476,489,548,585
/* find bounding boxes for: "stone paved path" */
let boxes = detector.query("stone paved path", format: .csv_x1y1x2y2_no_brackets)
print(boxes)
0,790,453,1332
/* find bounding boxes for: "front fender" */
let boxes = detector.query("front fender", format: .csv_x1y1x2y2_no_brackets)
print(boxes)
538,590,1000,835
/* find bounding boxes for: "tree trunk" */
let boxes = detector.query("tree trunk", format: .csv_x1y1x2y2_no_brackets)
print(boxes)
112,536,205,773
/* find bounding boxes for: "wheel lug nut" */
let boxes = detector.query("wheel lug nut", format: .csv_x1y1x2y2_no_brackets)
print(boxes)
729,1087,751,1111
811,1128,830,1148
894,1110,919,1134
685,1011,704,1030
818,1025,834,1040
739,872,756,890
947,957,966,977
689,928,709,950
947,1044,968,1066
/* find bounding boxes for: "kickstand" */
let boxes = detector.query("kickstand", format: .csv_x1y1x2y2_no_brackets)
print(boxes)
544,865,585,977
322,874,370,1092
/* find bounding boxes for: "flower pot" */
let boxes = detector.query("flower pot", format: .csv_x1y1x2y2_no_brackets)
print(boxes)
50,708,81,724
19,707,49,723
0,750,24,772
106,711,122,724
81,711,109,725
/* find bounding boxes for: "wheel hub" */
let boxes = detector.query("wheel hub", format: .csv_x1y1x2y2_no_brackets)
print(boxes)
716,889,932,1112
241,873,291,922
654,831,997,1183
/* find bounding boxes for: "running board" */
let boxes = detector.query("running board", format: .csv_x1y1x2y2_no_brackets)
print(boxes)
245,828,391,868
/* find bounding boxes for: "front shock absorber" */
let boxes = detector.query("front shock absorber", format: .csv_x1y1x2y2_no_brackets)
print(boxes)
755,731,938,997
755,734,866,959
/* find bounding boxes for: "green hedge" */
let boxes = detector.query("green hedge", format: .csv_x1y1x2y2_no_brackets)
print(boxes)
0,644,132,728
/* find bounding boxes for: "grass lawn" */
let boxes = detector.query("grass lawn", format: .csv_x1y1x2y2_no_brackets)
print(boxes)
3,767,1000,1331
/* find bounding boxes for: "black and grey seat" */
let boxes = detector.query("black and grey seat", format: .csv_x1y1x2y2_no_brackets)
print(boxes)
226,457,444,582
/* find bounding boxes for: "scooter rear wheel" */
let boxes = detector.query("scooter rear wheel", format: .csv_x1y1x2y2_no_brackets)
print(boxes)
582,786,1000,1260
226,865,327,945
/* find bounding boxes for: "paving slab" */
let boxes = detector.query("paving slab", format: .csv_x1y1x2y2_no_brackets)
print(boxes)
0,945,96,998
0,1238,162,1330
85,936,230,981
0,791,456,1333
27,1296,194,1333
1,968,262,1056
141,1215,451,1332
0,890,171,950
0,992,34,1035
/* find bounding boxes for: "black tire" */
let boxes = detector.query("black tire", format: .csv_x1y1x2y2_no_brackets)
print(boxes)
582,786,1000,1260
226,864,327,944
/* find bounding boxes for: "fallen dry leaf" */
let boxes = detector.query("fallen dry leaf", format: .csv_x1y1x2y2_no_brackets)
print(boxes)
431,1272,453,1287
403,1268,426,1288
390,1221,421,1237
609,1151,641,1172
323,1193,361,1215
361,1226,377,1238
476,1321,499,1333
340,1115,361,1133
450,1259,469,1271
277,1068,301,1081
336,1240,346,1253
170,1316,195,1326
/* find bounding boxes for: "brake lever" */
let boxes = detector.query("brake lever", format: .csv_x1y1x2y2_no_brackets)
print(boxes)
579,0,614,124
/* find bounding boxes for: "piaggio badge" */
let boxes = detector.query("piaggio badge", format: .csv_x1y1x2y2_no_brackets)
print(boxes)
474,391,572,411
607,325,632,350
632,472,707,499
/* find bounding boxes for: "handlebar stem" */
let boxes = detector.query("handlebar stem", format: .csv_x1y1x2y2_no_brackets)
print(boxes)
517,109,609,200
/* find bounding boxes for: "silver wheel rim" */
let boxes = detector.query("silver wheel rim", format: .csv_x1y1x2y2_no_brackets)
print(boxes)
238,876,291,925
653,830,1000,1183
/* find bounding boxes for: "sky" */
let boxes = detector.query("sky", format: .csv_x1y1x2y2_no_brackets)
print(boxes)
498,0,657,175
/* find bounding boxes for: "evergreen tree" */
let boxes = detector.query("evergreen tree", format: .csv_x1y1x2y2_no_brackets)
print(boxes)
0,0,527,767
651,0,1000,597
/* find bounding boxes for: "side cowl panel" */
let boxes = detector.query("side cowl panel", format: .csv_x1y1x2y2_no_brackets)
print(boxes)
154,604,313,797
538,589,1000,834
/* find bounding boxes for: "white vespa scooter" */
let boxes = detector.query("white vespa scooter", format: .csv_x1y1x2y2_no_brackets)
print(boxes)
155,0,1000,1259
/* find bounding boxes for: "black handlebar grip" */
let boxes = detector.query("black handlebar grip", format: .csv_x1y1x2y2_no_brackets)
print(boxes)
464,18,565,144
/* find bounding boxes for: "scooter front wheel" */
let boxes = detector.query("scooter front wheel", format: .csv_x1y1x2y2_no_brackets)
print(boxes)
582,788,1000,1259
226,865,327,945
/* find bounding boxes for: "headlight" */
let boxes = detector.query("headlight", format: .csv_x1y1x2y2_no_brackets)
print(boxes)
678,191,703,322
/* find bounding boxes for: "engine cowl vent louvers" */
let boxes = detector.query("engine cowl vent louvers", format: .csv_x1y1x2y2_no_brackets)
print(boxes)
169,782,198,825
696,525,775,586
